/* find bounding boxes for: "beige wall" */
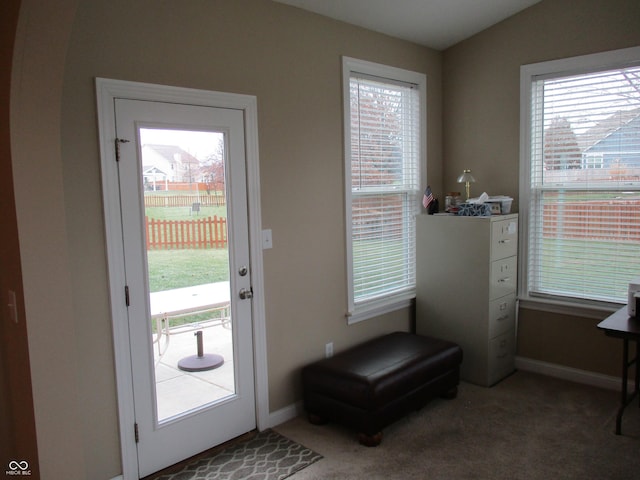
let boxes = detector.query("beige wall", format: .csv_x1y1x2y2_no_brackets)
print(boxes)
12,1,440,478
442,0,640,376
1,0,39,475
11,1,87,479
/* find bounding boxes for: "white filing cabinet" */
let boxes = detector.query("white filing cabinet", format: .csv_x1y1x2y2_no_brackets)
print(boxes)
415,214,518,386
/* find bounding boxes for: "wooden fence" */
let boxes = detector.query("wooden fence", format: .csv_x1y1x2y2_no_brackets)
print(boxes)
543,200,640,242
152,181,208,191
145,216,227,249
144,194,225,208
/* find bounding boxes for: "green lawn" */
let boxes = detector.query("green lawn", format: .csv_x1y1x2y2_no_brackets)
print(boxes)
147,248,229,292
537,237,640,302
353,237,409,299
145,205,227,221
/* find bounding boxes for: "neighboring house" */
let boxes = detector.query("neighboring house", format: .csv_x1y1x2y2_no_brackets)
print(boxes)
581,108,640,177
142,165,170,191
142,144,201,185
545,109,640,183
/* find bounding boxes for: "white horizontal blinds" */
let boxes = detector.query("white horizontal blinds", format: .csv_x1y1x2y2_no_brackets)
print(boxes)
350,74,420,303
529,66,640,303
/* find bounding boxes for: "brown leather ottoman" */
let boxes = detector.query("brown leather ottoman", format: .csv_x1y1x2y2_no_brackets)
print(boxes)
301,331,462,446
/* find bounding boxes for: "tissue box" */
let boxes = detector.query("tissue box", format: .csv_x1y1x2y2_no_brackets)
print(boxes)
457,203,492,216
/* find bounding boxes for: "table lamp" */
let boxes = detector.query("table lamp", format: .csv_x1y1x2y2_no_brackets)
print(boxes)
457,169,476,201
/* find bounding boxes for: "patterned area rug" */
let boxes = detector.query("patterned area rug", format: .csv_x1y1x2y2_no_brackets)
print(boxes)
153,430,322,480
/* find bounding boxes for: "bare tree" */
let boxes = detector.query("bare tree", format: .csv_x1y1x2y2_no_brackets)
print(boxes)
544,117,581,170
200,138,225,195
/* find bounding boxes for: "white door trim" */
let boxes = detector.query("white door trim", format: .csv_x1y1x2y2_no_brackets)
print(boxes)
96,78,268,479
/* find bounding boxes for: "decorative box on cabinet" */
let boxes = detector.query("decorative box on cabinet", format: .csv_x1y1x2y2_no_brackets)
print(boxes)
415,214,518,386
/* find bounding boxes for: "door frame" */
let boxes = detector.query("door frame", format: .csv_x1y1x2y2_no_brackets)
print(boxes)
96,78,268,479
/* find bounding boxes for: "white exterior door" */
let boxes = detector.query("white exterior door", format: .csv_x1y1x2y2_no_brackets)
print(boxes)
109,95,256,477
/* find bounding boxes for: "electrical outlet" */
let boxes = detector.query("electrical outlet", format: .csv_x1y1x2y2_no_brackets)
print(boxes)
325,342,333,358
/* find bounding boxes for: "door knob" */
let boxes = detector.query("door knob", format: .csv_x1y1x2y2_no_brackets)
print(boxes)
239,288,253,300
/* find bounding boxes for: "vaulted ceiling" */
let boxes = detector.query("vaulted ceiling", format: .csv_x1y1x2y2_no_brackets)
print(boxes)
273,0,541,50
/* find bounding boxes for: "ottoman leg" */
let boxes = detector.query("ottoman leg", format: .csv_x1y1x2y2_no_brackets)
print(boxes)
440,386,458,400
308,413,329,425
358,431,383,447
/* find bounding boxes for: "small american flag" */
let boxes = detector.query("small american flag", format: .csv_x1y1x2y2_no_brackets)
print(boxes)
422,186,434,209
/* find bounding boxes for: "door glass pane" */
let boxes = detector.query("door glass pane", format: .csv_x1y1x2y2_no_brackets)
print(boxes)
140,128,235,424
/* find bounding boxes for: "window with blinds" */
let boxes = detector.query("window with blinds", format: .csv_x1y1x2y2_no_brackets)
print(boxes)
521,48,640,308
343,58,425,322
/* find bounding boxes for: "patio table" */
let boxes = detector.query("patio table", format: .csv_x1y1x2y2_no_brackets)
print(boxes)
149,281,231,369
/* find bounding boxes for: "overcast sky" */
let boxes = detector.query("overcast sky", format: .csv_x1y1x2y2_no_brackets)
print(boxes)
139,128,222,161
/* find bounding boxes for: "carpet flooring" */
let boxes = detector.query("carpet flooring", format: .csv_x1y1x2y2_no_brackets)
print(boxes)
275,371,640,480
151,430,322,480
147,371,639,479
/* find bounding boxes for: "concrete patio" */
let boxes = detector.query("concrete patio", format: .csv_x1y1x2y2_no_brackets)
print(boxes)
153,319,236,422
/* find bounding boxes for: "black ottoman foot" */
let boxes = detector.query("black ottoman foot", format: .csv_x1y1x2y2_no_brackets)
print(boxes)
358,431,383,447
308,413,329,425
440,386,458,399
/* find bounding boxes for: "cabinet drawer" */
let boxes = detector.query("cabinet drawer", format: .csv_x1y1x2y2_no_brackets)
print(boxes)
488,330,515,385
490,256,517,299
491,218,518,260
489,294,516,339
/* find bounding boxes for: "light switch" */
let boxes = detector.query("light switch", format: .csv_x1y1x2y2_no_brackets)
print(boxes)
262,229,273,249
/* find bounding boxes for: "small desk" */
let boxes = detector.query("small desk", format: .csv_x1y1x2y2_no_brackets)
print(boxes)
597,306,640,435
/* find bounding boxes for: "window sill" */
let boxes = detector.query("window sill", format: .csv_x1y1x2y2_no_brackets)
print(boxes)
347,293,414,325
518,296,622,320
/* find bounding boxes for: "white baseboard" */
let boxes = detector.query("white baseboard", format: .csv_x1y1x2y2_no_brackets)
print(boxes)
262,401,304,429
515,356,620,391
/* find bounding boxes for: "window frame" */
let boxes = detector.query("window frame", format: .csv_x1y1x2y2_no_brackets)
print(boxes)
342,57,427,324
519,46,640,317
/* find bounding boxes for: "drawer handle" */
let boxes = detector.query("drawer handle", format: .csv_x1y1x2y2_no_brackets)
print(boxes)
498,239,511,244
496,315,509,322
498,277,511,283
497,352,509,359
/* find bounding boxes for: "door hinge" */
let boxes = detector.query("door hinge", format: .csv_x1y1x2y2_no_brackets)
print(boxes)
134,423,139,443
125,285,130,307
115,138,130,162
